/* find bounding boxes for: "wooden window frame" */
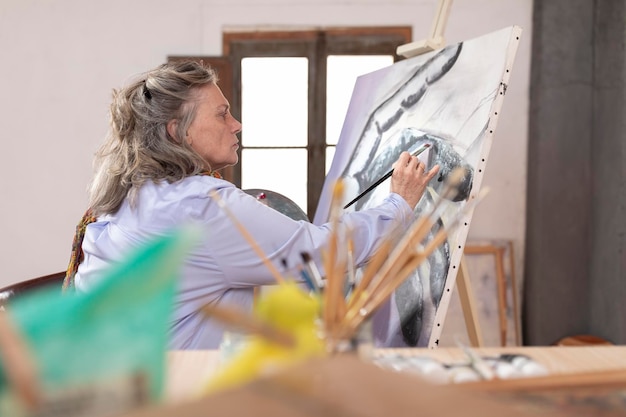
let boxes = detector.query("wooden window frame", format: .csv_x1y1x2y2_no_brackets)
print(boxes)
170,26,411,219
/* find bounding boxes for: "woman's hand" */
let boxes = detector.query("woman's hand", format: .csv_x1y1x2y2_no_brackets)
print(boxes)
390,151,440,210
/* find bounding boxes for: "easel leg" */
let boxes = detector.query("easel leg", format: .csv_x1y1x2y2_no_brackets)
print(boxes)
456,255,484,347
494,247,508,346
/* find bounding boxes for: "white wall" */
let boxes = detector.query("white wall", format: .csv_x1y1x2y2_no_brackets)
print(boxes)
0,0,532,289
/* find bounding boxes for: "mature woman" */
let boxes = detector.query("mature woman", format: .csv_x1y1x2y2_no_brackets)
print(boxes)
64,60,439,349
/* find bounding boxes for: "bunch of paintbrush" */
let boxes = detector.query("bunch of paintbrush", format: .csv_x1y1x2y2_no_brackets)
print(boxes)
208,172,488,354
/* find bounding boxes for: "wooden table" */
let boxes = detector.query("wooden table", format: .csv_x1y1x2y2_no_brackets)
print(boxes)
165,346,626,403
111,346,626,416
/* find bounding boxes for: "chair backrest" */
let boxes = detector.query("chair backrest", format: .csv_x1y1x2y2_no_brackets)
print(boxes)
0,272,65,310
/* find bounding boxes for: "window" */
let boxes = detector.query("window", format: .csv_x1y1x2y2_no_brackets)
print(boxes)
169,27,411,219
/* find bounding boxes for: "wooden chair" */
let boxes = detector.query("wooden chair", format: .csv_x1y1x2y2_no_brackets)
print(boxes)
0,272,65,310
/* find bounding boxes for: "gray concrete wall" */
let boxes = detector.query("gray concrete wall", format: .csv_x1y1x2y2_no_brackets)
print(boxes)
525,0,626,345
589,0,626,343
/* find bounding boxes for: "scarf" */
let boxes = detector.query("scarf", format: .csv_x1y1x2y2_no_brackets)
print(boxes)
62,171,222,291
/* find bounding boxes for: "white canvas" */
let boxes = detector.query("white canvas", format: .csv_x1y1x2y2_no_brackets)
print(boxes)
314,26,522,348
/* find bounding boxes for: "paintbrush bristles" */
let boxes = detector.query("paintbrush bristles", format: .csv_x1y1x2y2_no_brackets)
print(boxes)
322,179,349,341
330,179,345,220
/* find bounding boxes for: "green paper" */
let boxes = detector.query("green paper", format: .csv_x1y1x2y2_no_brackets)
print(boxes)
0,225,200,416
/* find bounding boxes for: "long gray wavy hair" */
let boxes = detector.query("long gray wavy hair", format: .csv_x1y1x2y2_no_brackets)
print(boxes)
88,60,218,216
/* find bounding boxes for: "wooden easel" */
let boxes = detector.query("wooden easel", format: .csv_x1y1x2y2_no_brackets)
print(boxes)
454,257,484,347
396,0,485,348
396,0,454,58
465,241,521,347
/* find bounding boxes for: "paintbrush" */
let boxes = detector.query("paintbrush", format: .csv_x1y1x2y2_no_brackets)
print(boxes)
347,239,392,311
210,191,285,284
200,303,295,348
0,312,41,410
323,179,347,337
282,258,318,293
298,267,318,293
456,338,496,380
345,232,356,297
343,143,431,209
300,252,324,290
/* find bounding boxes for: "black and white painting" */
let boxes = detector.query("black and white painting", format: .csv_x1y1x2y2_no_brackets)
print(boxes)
314,26,522,348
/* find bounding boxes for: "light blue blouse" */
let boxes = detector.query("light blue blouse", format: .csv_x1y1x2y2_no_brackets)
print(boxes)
75,175,413,349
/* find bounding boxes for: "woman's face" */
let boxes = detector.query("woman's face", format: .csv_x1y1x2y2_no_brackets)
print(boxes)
186,83,242,171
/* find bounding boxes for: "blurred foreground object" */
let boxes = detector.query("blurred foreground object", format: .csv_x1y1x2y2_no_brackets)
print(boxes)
0,226,199,417
203,282,325,394
122,354,576,417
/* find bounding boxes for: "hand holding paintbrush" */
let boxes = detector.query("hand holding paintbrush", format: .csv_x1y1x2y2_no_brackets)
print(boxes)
344,144,438,210
390,151,440,209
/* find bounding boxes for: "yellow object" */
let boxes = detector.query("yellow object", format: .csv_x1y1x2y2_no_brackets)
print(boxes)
203,282,326,394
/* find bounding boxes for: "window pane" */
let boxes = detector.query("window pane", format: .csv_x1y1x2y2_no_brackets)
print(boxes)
326,145,335,174
241,148,307,213
241,58,308,147
326,55,394,145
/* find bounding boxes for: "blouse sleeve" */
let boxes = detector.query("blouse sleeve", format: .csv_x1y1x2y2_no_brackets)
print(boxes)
191,182,414,288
